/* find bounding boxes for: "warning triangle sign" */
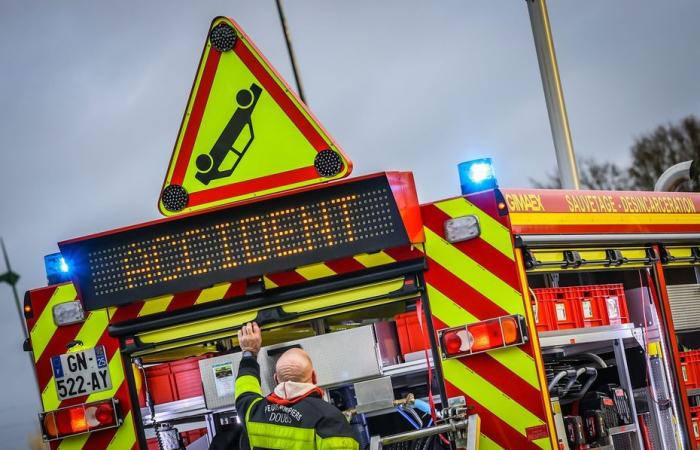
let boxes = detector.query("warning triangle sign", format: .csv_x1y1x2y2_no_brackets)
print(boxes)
158,17,352,216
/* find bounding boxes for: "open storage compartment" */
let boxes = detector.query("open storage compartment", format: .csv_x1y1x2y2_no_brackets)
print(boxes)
523,244,689,450
114,264,452,450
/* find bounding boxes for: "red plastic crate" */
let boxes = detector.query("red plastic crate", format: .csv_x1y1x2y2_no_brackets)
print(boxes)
532,284,630,332
587,284,630,326
146,427,208,449
138,355,211,407
680,350,700,390
689,406,700,444
394,312,429,355
531,293,554,332
531,288,581,330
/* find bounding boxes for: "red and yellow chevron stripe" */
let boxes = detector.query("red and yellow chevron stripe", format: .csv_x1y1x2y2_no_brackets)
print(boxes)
106,246,423,324
26,283,138,450
421,195,556,450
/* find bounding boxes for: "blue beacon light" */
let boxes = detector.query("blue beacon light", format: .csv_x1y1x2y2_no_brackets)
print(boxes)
44,252,72,285
458,158,498,195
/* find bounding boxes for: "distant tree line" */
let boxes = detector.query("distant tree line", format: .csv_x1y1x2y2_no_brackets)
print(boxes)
532,115,700,191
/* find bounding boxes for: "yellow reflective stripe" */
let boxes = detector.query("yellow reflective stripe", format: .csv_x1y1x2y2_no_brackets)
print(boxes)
138,294,173,317
235,374,262,400
425,228,524,314
296,262,336,280
435,198,514,259
316,434,360,450
245,397,262,424
427,284,478,325
479,434,505,450
429,284,539,389
41,375,59,411
31,284,78,362
138,310,258,344
442,359,546,445
196,283,231,305
354,251,395,268
264,277,279,289
246,421,315,449
510,212,700,226
73,310,109,348
488,347,538,389
106,411,136,450
57,432,89,449
282,278,404,313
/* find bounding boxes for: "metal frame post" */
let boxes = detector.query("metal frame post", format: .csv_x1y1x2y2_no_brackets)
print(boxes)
526,0,580,190
275,0,307,105
613,339,645,450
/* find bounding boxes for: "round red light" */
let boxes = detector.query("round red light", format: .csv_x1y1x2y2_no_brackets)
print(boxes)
95,403,115,426
442,331,463,355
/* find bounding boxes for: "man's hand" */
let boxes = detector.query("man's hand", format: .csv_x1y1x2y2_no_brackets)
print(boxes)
238,322,262,356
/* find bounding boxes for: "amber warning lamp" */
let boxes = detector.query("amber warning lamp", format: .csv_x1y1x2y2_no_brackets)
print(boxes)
437,314,528,359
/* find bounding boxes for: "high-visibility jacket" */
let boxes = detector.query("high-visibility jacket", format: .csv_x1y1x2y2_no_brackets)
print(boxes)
235,355,360,450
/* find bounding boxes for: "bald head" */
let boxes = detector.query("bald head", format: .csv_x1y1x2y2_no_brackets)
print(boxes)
275,348,315,384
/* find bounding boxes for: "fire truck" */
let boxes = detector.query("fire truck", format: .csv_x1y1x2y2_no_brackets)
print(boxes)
22,16,700,450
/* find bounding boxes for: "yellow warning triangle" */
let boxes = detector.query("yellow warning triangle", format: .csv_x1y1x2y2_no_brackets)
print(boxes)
159,16,352,216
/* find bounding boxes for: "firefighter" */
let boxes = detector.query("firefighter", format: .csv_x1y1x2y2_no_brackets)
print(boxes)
234,322,360,449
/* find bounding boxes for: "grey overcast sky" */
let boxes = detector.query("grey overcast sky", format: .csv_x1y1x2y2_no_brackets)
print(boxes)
1,1,699,447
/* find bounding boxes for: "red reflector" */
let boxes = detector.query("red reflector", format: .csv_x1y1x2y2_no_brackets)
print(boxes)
442,330,465,354
40,399,120,441
439,315,526,359
95,403,116,426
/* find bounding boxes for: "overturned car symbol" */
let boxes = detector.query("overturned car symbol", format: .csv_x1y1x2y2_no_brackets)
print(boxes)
195,83,262,185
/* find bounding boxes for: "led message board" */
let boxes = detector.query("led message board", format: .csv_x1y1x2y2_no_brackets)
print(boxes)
59,174,415,310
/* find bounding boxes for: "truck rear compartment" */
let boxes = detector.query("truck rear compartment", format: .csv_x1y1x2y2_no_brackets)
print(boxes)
119,272,451,449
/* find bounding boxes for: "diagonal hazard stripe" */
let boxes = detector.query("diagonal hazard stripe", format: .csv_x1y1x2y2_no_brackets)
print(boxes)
479,435,505,450
195,282,231,305
263,276,278,289
31,284,78,361
138,294,173,317
106,411,136,450
325,256,366,274
488,347,538,390
26,285,57,330
427,284,478,325
444,381,544,450
296,262,336,280
425,257,508,319
422,204,520,290
428,285,540,390
354,251,395,267
42,329,119,412
425,228,523,314
435,198,514,259
443,360,547,448
36,308,110,405
57,432,88,449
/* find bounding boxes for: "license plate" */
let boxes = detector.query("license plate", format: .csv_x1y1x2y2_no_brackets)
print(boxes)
50,346,112,400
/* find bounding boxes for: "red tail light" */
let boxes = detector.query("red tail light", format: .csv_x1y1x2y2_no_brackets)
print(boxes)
40,399,121,442
438,315,527,359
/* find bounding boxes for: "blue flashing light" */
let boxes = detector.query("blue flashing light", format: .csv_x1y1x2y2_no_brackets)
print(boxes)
458,158,498,195
44,252,72,285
